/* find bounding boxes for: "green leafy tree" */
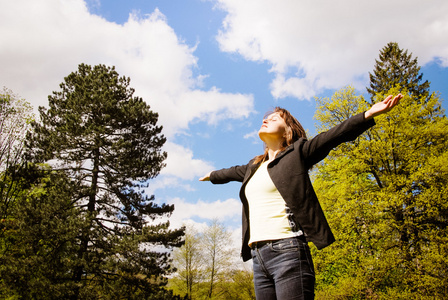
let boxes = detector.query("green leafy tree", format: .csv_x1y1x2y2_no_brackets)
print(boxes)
312,85,448,299
367,42,430,102
219,268,255,300
0,164,86,299
26,63,184,299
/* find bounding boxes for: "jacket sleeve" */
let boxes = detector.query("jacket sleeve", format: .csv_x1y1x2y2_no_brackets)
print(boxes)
210,164,249,184
302,112,375,168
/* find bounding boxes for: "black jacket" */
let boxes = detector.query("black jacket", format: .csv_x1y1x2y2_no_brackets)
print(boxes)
210,112,375,261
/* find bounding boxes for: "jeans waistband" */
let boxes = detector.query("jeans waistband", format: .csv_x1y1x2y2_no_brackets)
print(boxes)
251,235,306,249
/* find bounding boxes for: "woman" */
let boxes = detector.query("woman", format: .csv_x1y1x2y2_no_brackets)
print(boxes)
199,94,402,300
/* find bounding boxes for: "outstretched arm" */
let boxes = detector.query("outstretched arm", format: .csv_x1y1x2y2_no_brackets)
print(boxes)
364,94,403,120
199,164,249,183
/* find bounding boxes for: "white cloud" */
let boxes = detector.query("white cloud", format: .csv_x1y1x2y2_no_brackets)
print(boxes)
161,142,214,180
0,1,110,107
145,87,254,138
165,197,241,229
243,129,261,145
215,0,448,99
148,176,196,194
0,0,254,185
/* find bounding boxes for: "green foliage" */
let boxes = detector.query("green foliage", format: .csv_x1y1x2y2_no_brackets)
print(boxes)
0,164,85,299
219,268,256,300
23,63,184,298
312,86,448,299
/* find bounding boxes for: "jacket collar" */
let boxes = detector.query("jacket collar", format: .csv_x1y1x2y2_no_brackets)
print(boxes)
250,141,296,169
272,143,294,161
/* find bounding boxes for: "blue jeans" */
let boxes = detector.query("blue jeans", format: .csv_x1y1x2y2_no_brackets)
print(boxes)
251,236,315,300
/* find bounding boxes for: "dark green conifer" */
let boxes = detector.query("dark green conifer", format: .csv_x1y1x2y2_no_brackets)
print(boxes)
367,42,430,101
1,164,85,299
26,64,184,299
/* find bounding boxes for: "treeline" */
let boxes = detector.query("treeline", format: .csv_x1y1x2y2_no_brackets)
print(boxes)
1,42,447,299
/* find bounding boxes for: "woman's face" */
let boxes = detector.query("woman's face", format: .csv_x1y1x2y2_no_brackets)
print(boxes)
258,112,287,142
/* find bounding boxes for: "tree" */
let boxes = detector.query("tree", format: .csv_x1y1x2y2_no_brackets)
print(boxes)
0,87,34,219
171,224,204,300
219,268,255,300
26,63,184,299
170,221,239,300
0,164,86,299
367,42,430,102
312,85,448,299
202,220,235,299
0,87,33,172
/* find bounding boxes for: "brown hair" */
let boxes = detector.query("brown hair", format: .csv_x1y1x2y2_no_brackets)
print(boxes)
254,107,307,164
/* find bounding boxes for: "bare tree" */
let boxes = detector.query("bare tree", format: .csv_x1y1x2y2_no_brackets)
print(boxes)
172,224,204,300
0,87,34,218
0,87,33,172
203,219,236,299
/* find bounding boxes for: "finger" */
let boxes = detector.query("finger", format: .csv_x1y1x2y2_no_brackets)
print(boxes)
392,94,402,104
384,95,393,102
386,94,401,109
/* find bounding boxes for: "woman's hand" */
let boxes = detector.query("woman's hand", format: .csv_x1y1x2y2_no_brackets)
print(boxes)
364,94,403,120
199,171,212,181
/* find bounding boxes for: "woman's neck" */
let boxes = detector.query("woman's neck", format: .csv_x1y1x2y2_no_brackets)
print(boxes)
261,135,285,161
266,142,283,161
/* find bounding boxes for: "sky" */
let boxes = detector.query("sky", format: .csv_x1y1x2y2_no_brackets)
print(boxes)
1,0,448,252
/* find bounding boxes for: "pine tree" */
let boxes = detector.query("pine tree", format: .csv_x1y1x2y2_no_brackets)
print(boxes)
367,42,430,102
26,64,184,299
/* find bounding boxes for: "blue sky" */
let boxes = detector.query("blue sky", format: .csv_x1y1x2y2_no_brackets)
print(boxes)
1,0,447,245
